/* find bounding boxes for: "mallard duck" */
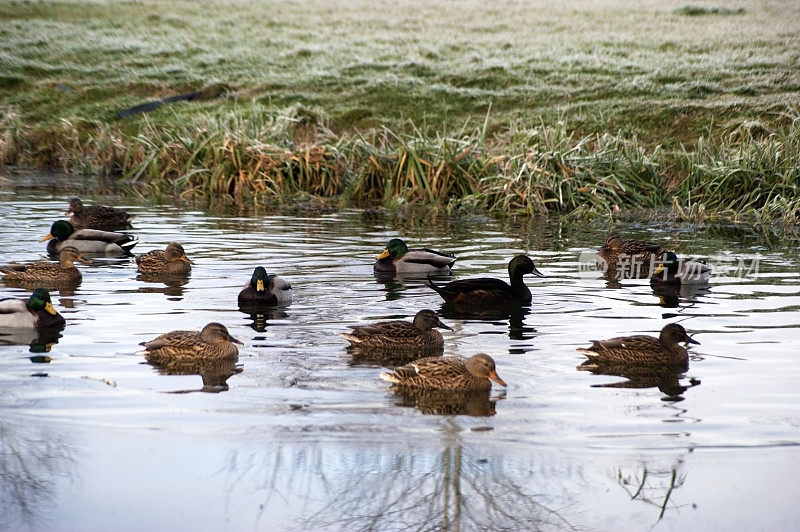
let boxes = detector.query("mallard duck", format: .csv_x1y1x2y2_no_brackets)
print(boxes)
577,323,699,366
427,254,544,305
341,309,451,348
136,242,192,276
380,353,507,390
374,238,456,275
0,288,65,329
41,220,138,254
0,247,91,285
650,251,711,285
237,267,292,306
596,232,664,278
138,322,242,363
66,198,134,230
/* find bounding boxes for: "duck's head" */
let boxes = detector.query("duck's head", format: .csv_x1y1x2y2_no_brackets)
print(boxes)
58,246,92,266
200,322,243,345
249,266,270,292
40,220,75,243
377,238,408,260
604,232,623,249
164,242,192,264
660,323,699,346
28,288,58,316
653,251,680,276
412,309,452,331
465,353,507,386
66,198,85,215
508,254,545,278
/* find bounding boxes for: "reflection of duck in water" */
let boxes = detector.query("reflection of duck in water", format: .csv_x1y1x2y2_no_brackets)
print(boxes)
238,267,292,306
136,242,192,277
0,321,64,353
0,246,91,288
596,232,665,279
427,255,544,306
392,388,498,416
374,238,456,275
40,220,138,255
381,353,507,391
577,323,698,366
651,282,711,308
650,252,711,285
66,198,134,230
145,356,242,393
341,309,451,349
579,362,700,400
138,322,242,363
0,289,65,329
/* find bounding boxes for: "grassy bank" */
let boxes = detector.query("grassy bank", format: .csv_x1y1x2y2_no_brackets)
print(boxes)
1,0,799,219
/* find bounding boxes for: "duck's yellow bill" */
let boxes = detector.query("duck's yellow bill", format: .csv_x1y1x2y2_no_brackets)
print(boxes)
40,234,54,243
653,264,665,275
377,249,390,260
44,302,57,315
256,279,265,292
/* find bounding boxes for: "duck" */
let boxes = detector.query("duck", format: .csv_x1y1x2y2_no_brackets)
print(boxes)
136,242,192,276
138,322,242,364
427,254,544,305
374,238,456,275
576,322,699,366
0,247,91,285
237,267,292,306
650,251,711,285
596,232,665,278
341,309,451,348
40,220,138,255
380,353,507,391
66,198,134,230
0,288,66,329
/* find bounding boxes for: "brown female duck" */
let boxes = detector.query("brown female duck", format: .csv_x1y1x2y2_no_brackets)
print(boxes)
596,232,664,278
139,322,242,363
380,353,507,391
341,309,451,348
136,242,192,276
0,247,91,286
66,198,134,230
577,322,699,366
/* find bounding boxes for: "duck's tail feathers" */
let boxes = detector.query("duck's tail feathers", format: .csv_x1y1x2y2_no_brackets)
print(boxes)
379,371,400,383
120,235,139,251
339,332,361,344
576,347,599,358
426,274,445,294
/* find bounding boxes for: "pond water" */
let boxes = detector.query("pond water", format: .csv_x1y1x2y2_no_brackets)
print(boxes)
1,175,799,531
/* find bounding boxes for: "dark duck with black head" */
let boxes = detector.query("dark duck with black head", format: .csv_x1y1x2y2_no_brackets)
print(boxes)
238,267,292,306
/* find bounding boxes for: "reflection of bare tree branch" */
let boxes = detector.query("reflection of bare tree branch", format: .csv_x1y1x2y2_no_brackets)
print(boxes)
617,458,688,523
0,420,80,529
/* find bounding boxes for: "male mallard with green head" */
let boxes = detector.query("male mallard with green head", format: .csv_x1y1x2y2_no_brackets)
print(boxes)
0,247,91,285
380,353,507,391
341,309,451,348
66,198,134,230
427,254,544,305
138,322,242,363
577,322,699,366
136,242,192,276
41,220,138,255
650,251,711,285
238,267,292,306
596,232,665,278
374,238,456,275
0,288,65,329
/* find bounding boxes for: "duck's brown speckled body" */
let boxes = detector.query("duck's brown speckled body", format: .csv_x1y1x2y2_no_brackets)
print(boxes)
341,309,451,349
577,323,699,366
0,247,90,286
596,232,664,278
139,322,242,363
67,198,134,230
136,242,192,276
380,353,506,391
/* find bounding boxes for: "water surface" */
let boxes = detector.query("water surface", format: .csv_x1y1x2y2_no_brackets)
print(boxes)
1,178,799,530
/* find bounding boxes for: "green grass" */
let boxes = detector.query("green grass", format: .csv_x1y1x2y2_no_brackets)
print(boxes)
1,0,799,219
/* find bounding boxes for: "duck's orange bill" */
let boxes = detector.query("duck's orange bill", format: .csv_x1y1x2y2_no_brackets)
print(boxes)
489,371,507,387
44,302,57,316
180,256,194,264
40,233,54,243
256,279,265,292
376,249,390,260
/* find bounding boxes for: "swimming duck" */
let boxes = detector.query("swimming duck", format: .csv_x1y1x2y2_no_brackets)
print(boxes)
136,242,192,276
596,232,664,278
380,353,507,390
41,220,138,255
0,247,91,285
427,254,544,305
139,322,242,363
577,322,699,366
374,238,456,275
66,198,134,230
650,251,711,285
341,309,451,348
237,267,292,306
0,288,65,329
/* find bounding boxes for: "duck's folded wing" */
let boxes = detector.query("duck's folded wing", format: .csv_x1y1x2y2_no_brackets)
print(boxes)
403,249,456,268
0,298,28,314
434,277,511,295
351,320,417,338
74,229,138,247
